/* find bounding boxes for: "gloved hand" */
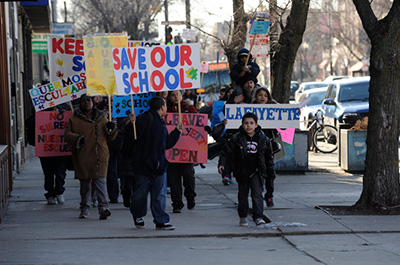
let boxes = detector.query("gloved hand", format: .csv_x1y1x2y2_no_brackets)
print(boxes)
106,122,115,130
79,136,86,146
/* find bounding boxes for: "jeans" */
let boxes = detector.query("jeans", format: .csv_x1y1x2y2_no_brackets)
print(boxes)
130,173,169,224
237,173,264,221
167,163,196,210
80,178,109,214
39,156,67,199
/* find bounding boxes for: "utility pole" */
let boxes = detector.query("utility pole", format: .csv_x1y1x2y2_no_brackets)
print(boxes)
164,0,169,44
185,0,190,29
64,1,67,23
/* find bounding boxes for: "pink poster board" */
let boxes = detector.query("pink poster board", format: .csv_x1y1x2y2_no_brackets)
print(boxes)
277,128,295,145
165,113,208,163
35,111,73,157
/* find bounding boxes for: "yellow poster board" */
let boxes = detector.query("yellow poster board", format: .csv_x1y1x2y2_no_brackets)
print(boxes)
83,33,127,95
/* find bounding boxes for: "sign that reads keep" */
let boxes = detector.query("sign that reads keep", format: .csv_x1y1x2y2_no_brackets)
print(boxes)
164,113,208,164
112,44,201,95
49,37,85,82
225,104,300,129
35,111,73,157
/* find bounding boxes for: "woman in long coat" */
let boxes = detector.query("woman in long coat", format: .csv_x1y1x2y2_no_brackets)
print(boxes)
65,94,117,219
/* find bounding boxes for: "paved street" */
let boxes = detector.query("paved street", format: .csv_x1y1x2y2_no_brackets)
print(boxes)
0,151,400,265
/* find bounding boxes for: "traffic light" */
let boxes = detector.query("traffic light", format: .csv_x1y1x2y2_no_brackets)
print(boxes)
166,26,173,45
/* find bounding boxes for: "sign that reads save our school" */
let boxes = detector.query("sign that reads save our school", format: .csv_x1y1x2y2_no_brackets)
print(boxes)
35,111,73,157
29,74,87,111
164,113,208,164
225,104,300,129
112,44,201,95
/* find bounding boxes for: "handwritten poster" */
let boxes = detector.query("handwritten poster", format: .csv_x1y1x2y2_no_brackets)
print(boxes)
164,113,208,164
35,111,73,157
112,43,201,95
225,104,300,129
48,37,85,82
29,74,87,111
83,33,128,95
112,92,156,118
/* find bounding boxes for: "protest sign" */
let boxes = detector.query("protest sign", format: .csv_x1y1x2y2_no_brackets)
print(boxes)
128,40,161,47
48,37,85,82
277,128,296,145
35,111,73,157
225,104,300,129
164,113,208,163
112,43,201,95
211,100,225,129
249,34,269,57
84,33,128,95
112,92,156,118
29,74,87,111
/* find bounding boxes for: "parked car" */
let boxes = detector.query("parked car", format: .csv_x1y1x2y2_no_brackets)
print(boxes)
298,87,328,130
294,81,327,103
323,75,350,83
322,76,370,129
290,81,299,101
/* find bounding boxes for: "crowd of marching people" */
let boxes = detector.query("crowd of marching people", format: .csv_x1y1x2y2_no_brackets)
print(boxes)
29,48,281,229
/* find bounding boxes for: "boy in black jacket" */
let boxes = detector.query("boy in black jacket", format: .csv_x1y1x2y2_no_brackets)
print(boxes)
218,112,276,227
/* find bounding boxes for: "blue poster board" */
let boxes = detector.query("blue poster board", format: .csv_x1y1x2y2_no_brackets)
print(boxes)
211,100,226,129
249,20,271,34
112,92,156,118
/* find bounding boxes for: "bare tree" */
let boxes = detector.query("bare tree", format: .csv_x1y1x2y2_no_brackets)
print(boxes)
352,0,400,209
71,0,162,39
270,0,310,103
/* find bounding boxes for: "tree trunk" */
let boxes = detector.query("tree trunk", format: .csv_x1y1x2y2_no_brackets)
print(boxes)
225,0,248,75
353,0,400,208
270,0,310,103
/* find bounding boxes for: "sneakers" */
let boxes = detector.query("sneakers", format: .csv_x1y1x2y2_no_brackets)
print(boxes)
156,223,175,230
222,176,230,185
99,208,111,220
239,217,248,227
134,217,145,229
229,178,235,184
187,198,195,210
266,197,274,207
56,194,65,204
79,208,89,219
255,218,266,226
47,197,57,205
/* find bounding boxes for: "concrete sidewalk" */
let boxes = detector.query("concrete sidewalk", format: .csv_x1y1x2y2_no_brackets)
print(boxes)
0,152,400,264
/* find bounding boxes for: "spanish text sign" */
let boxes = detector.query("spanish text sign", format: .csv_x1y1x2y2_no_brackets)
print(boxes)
35,111,73,157
29,74,87,111
83,33,128,95
164,113,208,164
112,43,201,95
225,104,300,129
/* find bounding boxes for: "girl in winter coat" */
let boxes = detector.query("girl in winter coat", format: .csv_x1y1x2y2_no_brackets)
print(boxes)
64,94,118,220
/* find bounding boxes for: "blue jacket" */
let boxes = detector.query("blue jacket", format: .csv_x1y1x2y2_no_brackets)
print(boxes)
128,109,180,177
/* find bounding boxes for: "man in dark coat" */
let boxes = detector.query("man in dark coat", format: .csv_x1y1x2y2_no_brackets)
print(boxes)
128,96,182,230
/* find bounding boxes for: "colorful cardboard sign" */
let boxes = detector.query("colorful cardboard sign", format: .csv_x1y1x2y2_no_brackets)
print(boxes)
249,20,271,34
165,113,208,163
128,40,161,47
112,92,156,118
211,100,225,129
35,111,73,157
48,37,85,82
83,33,128,95
277,128,295,145
29,74,87,111
112,43,201,95
225,104,300,129
249,34,269,57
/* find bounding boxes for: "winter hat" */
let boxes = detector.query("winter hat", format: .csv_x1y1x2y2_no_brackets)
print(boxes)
238,74,257,86
237,48,252,61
